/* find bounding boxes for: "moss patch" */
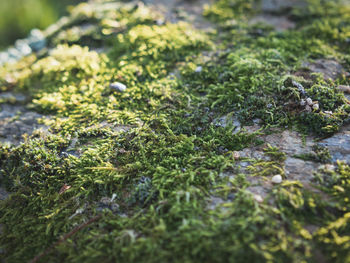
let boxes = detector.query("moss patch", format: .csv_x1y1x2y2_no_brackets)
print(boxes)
0,0,350,262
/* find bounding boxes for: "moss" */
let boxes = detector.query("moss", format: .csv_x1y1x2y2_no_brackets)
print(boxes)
0,0,350,262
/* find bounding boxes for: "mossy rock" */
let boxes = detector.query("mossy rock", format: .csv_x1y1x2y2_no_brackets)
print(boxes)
0,0,350,262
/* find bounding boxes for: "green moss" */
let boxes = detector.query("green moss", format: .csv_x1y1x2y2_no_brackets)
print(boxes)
0,0,350,262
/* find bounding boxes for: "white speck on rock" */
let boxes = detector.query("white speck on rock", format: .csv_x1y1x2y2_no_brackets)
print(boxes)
195,66,202,73
306,98,313,106
253,194,264,203
110,82,127,92
233,151,240,160
271,174,283,184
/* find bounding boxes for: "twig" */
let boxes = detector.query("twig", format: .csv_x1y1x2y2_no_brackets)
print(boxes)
29,214,102,263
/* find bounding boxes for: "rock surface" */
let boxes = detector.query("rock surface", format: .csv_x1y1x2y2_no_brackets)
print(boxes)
0,104,48,145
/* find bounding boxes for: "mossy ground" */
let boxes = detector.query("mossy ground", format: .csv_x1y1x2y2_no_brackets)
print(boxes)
0,0,350,262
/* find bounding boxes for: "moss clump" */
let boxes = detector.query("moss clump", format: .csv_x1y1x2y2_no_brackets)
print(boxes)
0,0,350,262
189,0,350,136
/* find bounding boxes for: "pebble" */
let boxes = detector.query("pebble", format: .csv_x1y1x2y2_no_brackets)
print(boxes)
7,48,22,59
253,194,264,203
28,29,46,51
15,39,32,56
0,28,46,66
306,98,313,106
156,19,165,26
271,174,283,184
227,193,235,200
97,196,120,213
195,66,203,73
110,82,127,92
319,164,335,172
233,151,240,160
305,105,312,112
312,103,319,111
336,85,350,94
292,80,306,96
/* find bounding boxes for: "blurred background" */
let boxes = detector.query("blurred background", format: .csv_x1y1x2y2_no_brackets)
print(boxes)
0,0,86,49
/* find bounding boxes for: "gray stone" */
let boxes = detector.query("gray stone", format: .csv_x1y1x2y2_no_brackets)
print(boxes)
318,126,350,163
0,92,27,103
302,59,348,81
0,187,9,201
263,130,314,156
28,29,47,52
249,15,296,31
212,114,241,132
336,85,350,94
14,39,32,56
284,157,320,182
7,47,22,59
0,104,48,145
261,0,307,13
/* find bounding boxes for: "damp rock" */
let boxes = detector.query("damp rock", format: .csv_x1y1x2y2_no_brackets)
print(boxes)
110,82,127,92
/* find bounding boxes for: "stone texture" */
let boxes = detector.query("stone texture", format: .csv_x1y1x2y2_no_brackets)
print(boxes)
319,125,350,163
260,0,307,13
301,59,349,81
0,187,9,201
249,15,296,31
284,157,320,182
0,104,48,145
